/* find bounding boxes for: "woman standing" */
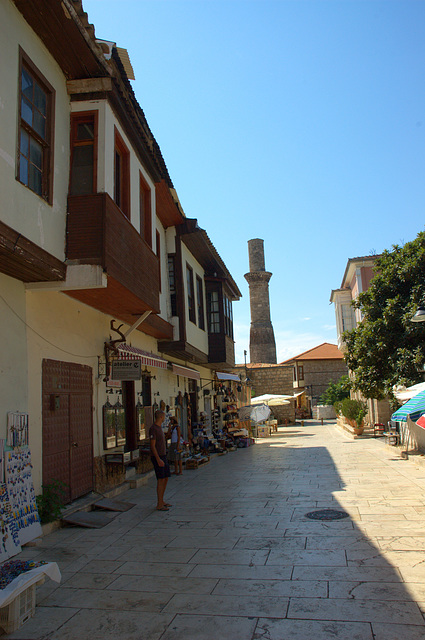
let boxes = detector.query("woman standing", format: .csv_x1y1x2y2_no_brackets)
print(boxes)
168,417,183,475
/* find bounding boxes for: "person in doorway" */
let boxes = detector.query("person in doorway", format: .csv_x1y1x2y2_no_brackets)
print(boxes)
149,409,171,511
168,417,183,475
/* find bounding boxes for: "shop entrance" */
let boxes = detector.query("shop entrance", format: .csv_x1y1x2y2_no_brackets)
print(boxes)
42,359,93,503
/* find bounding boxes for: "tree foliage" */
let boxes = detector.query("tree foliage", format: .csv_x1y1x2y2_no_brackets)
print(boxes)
319,375,351,405
343,231,425,400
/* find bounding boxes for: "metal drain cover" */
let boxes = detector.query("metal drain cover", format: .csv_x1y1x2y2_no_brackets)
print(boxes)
305,509,349,521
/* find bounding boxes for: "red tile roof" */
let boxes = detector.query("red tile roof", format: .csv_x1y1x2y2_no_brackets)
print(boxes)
280,343,344,363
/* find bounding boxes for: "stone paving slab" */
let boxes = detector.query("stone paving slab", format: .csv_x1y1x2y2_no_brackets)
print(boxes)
111,560,195,577
41,586,173,612
159,614,257,640
372,622,425,640
188,563,293,581
212,577,327,598
49,610,174,640
162,593,289,618
287,596,424,625
253,617,374,640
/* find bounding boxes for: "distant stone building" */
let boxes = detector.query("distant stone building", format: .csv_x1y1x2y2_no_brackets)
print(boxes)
234,362,296,424
281,343,348,414
245,239,277,364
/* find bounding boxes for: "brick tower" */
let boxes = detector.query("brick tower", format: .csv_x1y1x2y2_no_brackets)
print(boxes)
244,239,277,364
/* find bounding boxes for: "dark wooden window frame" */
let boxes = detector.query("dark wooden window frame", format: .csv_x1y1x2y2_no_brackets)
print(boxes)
196,275,205,331
17,48,55,204
186,263,196,324
114,126,130,219
223,293,233,339
69,110,98,195
156,230,161,293
139,171,152,247
168,254,177,316
208,288,221,334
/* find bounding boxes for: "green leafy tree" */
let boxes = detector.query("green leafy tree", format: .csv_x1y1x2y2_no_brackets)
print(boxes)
319,375,351,405
343,232,425,401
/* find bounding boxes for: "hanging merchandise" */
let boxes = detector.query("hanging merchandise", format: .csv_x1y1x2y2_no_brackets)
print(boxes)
5,450,42,546
7,413,29,448
0,483,21,562
0,439,4,483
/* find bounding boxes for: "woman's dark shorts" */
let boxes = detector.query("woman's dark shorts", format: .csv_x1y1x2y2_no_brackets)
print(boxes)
151,455,171,479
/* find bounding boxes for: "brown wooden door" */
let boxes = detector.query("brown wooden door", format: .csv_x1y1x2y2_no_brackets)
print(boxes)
42,360,93,503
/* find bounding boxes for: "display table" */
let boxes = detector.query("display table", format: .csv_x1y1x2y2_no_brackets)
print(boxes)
0,561,61,633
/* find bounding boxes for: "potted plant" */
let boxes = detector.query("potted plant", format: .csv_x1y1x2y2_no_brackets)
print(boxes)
338,398,367,435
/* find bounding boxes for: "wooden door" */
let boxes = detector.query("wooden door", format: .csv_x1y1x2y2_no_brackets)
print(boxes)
42,360,93,503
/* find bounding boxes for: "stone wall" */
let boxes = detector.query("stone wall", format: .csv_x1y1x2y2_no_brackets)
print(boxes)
248,364,296,424
303,359,348,404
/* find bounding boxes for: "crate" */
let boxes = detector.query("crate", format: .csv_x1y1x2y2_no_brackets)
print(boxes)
0,584,37,634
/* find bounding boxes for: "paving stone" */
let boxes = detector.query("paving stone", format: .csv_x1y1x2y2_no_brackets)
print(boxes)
328,580,425,601
107,574,218,594
267,549,347,566
234,535,306,550
159,614,257,640
190,549,269,565
117,547,197,563
47,610,174,640
371,623,425,640
288,596,424,625
41,587,172,612
253,618,374,640
162,593,289,618
61,572,119,589
113,561,195,577
188,563,293,580
212,577,327,597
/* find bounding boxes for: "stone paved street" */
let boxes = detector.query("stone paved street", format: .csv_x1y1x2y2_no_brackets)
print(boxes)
5,420,425,639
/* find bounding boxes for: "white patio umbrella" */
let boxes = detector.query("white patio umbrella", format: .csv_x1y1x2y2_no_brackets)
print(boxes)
238,404,271,424
250,394,292,406
393,382,425,403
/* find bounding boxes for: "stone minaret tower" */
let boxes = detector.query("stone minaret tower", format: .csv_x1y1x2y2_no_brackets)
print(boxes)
244,239,277,364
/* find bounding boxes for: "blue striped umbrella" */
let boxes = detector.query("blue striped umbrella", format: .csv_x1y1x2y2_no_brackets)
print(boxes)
391,389,425,422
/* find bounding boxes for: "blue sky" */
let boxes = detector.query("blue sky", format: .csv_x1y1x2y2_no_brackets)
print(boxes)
84,0,425,364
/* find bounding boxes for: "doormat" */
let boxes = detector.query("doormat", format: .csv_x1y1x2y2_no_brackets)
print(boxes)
305,509,349,521
94,498,135,512
62,511,117,528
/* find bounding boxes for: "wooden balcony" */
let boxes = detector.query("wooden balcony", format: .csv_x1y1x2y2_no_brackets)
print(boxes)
66,193,173,340
208,333,236,369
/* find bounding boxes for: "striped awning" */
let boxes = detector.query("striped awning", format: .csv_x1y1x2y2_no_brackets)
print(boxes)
116,344,168,369
171,364,201,381
391,388,425,422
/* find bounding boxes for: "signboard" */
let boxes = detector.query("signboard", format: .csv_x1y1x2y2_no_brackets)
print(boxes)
111,359,141,380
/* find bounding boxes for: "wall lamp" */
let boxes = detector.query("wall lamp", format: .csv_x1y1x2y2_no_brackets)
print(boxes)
411,299,425,323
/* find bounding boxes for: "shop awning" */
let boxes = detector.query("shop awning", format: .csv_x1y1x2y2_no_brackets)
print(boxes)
116,344,168,369
216,372,241,382
293,391,305,398
171,364,201,381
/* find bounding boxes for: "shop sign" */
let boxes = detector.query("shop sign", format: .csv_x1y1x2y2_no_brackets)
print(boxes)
111,359,142,380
